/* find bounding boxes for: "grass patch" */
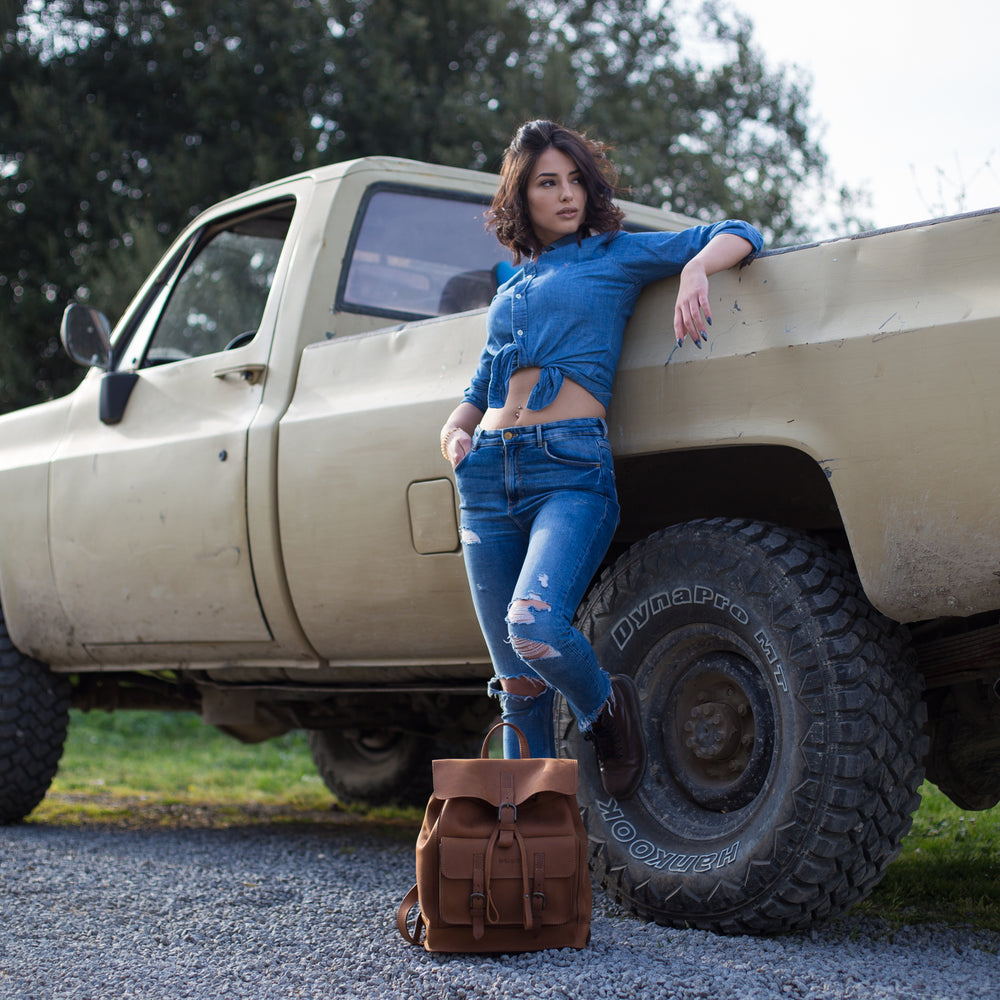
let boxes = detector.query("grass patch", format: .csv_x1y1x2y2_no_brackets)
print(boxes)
48,708,331,805
32,709,421,829
856,782,1000,933
30,711,1000,932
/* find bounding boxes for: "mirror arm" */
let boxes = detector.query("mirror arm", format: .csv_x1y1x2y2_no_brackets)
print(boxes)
99,371,139,425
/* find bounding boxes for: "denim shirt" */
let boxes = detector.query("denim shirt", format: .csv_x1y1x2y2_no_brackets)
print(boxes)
463,221,764,412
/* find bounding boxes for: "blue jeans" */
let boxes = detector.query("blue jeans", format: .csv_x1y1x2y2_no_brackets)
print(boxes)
454,418,620,759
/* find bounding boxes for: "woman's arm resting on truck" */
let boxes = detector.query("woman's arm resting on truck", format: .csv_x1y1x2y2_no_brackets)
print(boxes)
674,233,757,345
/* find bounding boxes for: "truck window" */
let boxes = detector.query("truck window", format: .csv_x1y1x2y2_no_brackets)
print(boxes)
338,186,512,321
141,205,292,366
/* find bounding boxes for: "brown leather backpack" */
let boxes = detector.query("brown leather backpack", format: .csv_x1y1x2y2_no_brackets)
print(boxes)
397,723,591,952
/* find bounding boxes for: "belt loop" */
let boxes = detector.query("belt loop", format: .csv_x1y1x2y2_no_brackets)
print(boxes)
535,423,544,447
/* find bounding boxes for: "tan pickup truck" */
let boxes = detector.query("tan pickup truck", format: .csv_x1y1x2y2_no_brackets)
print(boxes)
1,156,998,933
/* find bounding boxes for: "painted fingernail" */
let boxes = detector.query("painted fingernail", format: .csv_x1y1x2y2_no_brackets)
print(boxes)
700,330,708,341
694,339,702,349
707,316,713,326
676,337,684,348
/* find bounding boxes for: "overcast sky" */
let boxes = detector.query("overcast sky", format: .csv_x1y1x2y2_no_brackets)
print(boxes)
739,0,1000,235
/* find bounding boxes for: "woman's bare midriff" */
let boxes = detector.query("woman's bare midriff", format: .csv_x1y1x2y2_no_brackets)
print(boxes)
479,367,606,430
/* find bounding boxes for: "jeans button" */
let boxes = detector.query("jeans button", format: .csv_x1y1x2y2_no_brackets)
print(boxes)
503,431,514,440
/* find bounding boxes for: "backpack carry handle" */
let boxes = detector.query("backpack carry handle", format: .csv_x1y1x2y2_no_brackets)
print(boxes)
481,722,531,759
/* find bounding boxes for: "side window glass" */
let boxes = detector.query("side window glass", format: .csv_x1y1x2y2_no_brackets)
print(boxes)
338,187,515,321
142,206,291,367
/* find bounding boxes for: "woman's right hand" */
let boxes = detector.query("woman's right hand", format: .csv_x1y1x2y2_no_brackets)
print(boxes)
440,401,483,467
442,427,473,467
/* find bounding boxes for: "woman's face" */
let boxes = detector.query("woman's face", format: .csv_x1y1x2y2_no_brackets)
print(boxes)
525,147,587,248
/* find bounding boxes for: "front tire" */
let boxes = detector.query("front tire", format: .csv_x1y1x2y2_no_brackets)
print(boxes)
560,518,926,934
0,609,72,823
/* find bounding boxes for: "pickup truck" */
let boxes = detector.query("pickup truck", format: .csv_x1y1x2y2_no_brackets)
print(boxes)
1,156,998,935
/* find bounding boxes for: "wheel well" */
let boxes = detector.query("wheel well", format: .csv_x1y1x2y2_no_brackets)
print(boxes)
612,444,844,556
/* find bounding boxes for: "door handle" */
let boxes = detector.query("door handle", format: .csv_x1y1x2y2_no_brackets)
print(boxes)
213,363,266,385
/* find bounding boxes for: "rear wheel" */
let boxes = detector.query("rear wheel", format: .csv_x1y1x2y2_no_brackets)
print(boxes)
0,608,72,823
307,728,436,807
560,518,927,934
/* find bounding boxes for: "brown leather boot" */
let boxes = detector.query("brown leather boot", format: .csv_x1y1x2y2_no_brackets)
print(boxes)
584,675,646,799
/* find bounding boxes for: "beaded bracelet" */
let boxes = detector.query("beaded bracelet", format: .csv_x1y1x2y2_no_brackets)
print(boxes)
441,426,463,461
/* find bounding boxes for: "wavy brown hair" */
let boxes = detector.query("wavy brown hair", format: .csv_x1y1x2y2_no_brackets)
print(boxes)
487,120,625,262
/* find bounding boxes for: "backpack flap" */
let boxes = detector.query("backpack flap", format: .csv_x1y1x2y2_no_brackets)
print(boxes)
431,757,578,805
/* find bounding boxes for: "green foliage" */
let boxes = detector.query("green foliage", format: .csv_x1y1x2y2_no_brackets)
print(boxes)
512,1,827,238
323,0,534,168
1,0,863,412
1,0,334,410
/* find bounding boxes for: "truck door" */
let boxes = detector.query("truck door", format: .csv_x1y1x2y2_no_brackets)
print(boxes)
277,184,508,663
47,201,294,652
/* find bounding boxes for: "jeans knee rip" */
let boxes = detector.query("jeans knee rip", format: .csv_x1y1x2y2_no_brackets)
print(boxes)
506,596,559,660
506,595,551,625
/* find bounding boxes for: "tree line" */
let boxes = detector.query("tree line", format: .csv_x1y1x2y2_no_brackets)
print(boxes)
0,0,862,412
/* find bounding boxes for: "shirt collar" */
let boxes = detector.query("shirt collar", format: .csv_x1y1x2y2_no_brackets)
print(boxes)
526,232,582,270
542,232,583,253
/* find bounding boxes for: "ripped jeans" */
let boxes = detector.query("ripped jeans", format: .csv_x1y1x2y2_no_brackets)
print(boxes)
454,418,620,759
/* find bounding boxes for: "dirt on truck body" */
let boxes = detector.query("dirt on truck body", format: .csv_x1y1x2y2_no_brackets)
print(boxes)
1,156,998,933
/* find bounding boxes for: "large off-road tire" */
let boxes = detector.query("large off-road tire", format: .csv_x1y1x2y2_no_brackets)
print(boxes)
559,518,927,934
0,610,72,824
307,728,437,807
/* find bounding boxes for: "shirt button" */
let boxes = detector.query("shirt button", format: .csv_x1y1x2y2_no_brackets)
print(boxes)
516,329,523,337
515,293,522,299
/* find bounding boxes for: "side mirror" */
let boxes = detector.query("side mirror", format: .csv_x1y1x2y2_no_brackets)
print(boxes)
60,303,113,370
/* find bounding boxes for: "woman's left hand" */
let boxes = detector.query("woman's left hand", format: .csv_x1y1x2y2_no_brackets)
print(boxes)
672,233,757,349
673,260,711,348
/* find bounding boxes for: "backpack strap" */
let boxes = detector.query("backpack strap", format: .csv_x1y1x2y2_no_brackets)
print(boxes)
484,821,535,932
531,851,546,923
396,884,424,946
471,852,487,940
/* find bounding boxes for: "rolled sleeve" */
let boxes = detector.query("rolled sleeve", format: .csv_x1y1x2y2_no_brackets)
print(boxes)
611,222,764,285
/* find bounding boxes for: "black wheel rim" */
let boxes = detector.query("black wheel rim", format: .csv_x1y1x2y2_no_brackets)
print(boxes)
639,623,778,828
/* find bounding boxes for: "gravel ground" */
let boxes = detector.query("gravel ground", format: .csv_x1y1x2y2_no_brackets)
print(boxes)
1,817,997,1000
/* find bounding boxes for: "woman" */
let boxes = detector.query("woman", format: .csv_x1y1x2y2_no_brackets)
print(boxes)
439,120,763,799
